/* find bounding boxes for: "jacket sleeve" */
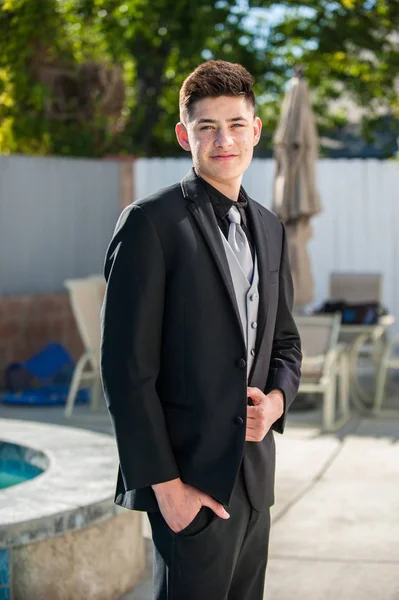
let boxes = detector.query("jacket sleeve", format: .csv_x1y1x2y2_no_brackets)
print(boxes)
265,223,302,434
101,204,180,490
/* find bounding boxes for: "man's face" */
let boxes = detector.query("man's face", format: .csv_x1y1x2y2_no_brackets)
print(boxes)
176,96,262,189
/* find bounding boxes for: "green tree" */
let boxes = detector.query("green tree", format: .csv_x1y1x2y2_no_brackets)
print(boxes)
0,0,124,156
0,0,263,156
91,0,399,155
1,0,399,157
253,0,399,145
77,0,268,156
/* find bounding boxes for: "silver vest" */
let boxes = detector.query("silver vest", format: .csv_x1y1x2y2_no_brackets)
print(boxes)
219,230,260,379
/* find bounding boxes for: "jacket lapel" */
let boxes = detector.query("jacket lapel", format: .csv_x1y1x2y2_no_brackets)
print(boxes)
246,198,270,353
181,169,245,345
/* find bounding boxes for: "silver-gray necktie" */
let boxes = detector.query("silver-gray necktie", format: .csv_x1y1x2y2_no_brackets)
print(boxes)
227,205,253,283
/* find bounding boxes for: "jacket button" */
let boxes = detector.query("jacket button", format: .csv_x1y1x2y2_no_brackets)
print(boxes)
250,294,258,301
251,349,256,357
251,321,257,329
235,416,244,425
236,358,246,369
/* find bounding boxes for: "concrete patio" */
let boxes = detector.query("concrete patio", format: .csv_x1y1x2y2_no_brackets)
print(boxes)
2,393,399,600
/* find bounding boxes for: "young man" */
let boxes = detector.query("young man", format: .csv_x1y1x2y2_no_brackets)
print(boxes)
101,60,301,600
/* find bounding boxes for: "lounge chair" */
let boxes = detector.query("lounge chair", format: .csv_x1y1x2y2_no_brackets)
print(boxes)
64,278,103,418
374,334,399,415
296,313,350,432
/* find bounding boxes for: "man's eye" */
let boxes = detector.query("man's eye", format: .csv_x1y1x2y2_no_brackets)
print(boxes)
200,126,213,130
232,123,244,127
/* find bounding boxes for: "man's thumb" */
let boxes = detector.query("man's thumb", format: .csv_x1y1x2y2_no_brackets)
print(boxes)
202,496,230,519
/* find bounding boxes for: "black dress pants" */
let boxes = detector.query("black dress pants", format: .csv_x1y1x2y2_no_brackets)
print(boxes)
148,468,271,600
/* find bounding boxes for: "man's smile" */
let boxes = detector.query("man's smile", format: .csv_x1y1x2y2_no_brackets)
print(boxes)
210,154,238,161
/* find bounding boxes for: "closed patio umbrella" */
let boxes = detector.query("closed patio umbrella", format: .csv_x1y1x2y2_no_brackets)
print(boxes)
272,66,321,307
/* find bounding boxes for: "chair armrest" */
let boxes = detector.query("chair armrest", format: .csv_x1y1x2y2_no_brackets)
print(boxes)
322,344,348,378
382,334,399,361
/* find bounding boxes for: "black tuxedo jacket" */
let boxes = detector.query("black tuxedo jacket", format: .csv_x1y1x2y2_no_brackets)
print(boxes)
101,169,301,512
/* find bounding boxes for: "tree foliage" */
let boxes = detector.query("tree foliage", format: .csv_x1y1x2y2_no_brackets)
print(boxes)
260,0,399,142
1,0,398,157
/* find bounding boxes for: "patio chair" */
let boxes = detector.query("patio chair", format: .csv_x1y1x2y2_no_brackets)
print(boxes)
374,334,399,415
296,313,350,432
329,271,386,360
87,274,106,304
64,278,103,418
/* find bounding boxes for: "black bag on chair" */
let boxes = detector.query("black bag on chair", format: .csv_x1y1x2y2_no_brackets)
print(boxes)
316,300,387,325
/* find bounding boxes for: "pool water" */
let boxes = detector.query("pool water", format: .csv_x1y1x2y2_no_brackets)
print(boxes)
0,464,43,489
0,441,46,490
1,471,31,489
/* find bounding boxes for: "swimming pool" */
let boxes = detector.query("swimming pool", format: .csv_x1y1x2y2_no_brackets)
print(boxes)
0,441,45,489
0,419,145,600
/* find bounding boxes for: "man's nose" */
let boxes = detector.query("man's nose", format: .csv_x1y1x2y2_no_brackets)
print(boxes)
215,129,233,147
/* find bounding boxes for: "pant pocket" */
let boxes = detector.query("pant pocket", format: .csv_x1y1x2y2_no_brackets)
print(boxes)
175,506,216,538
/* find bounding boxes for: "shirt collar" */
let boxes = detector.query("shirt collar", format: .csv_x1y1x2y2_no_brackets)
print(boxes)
196,174,248,220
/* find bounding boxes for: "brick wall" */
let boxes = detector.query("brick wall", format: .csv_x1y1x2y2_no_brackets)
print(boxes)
0,292,84,388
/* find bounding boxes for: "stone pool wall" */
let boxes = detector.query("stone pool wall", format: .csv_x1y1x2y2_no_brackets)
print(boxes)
11,510,144,600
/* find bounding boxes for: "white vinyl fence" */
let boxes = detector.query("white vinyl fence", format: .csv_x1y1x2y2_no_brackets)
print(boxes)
136,158,399,335
0,155,120,295
1,154,397,334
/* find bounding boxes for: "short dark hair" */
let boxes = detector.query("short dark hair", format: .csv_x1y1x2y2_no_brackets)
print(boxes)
179,60,255,123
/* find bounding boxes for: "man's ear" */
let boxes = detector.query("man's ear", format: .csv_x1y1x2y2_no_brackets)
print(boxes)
175,122,191,152
253,116,262,147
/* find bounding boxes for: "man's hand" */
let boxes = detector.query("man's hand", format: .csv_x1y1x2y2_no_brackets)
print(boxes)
152,478,230,533
246,387,284,442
